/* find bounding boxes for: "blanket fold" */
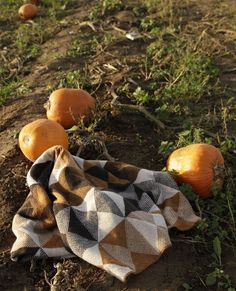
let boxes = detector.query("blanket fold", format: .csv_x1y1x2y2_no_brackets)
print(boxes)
11,145,200,282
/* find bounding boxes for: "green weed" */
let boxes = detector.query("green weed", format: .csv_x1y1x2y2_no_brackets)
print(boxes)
0,80,17,105
57,69,91,91
66,37,98,58
205,237,235,289
102,0,124,13
133,87,151,105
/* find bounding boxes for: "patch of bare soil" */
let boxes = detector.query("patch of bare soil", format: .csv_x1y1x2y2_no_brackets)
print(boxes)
0,0,236,290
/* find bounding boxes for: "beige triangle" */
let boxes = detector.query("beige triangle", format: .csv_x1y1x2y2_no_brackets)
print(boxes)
173,217,199,231
160,192,180,212
100,220,127,248
99,245,129,267
125,219,159,255
156,228,172,251
100,243,134,269
130,252,160,273
43,234,65,248
128,211,155,224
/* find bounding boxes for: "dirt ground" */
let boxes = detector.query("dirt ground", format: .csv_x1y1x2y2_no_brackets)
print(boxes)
0,0,236,290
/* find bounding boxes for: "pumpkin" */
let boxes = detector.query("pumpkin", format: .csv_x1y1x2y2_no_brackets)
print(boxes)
19,119,69,161
166,143,225,198
18,4,38,20
45,88,96,129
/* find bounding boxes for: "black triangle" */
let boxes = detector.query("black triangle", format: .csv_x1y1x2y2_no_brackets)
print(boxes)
145,191,156,203
85,166,108,181
133,184,144,200
30,160,54,190
123,198,141,216
68,208,96,241
108,182,130,192
65,167,83,189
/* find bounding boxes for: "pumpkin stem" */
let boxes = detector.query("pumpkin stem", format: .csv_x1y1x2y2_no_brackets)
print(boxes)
213,164,225,188
44,100,50,111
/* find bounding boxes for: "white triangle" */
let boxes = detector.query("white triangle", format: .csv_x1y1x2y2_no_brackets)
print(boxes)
133,169,154,184
149,203,161,213
82,244,103,266
72,187,97,212
127,217,158,251
101,191,125,216
43,247,73,258
103,264,133,282
16,218,42,246
55,206,71,234
151,212,168,229
97,212,124,241
34,150,54,164
49,166,63,186
156,184,179,204
73,156,84,169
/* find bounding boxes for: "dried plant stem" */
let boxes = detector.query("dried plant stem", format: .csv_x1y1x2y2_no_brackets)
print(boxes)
110,87,165,129
76,135,115,162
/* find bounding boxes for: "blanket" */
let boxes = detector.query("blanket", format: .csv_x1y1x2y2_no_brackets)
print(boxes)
11,145,200,282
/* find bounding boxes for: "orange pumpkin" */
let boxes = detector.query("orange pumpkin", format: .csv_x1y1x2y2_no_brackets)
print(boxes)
166,143,225,198
19,119,69,161
18,4,38,20
45,88,96,129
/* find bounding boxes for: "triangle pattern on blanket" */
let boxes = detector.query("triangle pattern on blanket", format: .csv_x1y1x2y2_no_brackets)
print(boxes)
130,252,159,273
125,218,159,255
72,207,98,241
97,212,124,242
68,208,97,241
10,146,201,283
100,220,127,248
94,190,124,217
100,243,134,269
123,198,141,216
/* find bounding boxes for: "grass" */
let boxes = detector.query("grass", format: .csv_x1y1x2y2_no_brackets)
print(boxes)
0,0,74,105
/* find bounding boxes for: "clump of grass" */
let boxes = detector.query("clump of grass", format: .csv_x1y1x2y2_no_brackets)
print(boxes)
66,36,98,58
89,0,124,20
56,69,92,91
146,37,219,101
0,80,18,105
102,0,124,14
0,80,31,105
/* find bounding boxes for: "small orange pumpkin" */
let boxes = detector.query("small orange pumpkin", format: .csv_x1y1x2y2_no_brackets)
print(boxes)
166,143,225,198
18,4,38,20
45,88,96,129
19,119,69,161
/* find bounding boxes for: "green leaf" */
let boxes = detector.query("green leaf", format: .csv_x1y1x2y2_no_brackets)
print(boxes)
213,236,222,265
206,272,217,286
182,282,192,290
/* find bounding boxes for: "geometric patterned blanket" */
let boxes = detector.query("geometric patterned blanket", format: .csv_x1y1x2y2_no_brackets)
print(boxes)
11,145,200,282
